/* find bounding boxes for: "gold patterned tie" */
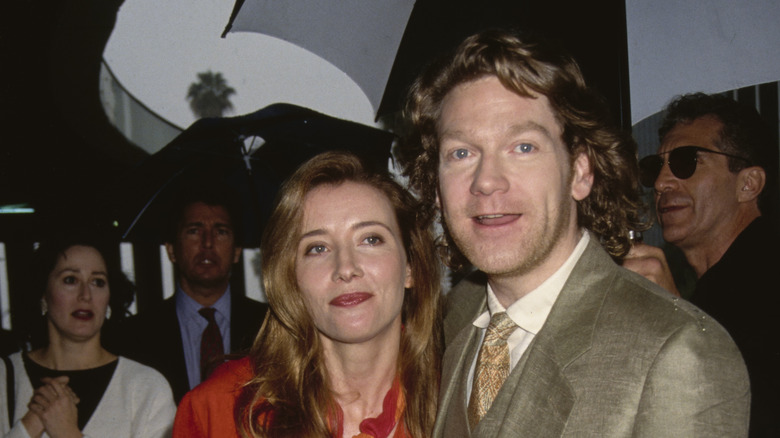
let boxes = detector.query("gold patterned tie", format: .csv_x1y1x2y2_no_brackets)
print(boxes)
467,312,517,429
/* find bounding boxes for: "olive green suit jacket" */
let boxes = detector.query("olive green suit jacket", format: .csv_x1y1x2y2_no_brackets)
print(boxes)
434,236,750,437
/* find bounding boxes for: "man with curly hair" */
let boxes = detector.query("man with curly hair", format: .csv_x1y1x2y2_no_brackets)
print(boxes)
397,29,749,437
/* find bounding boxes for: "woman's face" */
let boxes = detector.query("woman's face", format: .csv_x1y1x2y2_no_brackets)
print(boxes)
295,181,412,347
44,245,110,344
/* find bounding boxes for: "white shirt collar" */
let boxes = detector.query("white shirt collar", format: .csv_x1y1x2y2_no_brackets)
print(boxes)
474,231,590,333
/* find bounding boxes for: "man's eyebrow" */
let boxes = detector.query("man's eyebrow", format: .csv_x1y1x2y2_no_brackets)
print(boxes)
508,121,554,139
439,120,555,142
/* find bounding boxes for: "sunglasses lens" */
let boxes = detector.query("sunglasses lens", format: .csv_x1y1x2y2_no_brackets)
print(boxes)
668,147,698,180
639,155,663,187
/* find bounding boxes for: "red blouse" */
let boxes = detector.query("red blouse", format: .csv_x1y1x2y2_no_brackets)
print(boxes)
173,357,410,438
173,357,252,437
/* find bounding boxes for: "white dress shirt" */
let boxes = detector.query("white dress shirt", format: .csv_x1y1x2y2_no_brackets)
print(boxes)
466,231,590,400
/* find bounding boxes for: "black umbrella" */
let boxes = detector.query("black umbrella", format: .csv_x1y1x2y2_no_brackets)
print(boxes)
108,103,394,248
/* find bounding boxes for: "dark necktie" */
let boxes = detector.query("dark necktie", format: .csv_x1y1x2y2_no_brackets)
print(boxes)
198,307,224,382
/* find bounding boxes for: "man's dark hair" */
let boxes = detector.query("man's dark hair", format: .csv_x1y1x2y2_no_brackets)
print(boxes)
659,92,779,215
165,182,244,245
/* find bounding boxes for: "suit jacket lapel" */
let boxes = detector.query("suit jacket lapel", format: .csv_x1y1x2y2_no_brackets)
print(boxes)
434,284,486,437
483,236,618,436
445,236,618,437
162,297,191,401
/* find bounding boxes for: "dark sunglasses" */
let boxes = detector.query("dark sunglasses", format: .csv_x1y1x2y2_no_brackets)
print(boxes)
638,146,750,188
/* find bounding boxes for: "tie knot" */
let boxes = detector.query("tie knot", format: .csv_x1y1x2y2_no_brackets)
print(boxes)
199,307,217,323
484,312,516,343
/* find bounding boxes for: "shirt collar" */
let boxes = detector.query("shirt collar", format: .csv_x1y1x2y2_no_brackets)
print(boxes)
175,284,232,317
475,231,590,333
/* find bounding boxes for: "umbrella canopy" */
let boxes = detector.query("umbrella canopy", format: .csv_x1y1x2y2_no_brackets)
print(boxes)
223,0,414,118
626,0,780,125
108,103,394,247
223,0,632,125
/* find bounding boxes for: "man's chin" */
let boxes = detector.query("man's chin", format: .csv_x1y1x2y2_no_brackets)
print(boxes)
185,271,231,291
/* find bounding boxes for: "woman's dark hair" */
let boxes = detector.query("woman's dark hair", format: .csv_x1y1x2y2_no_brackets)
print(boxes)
25,228,135,349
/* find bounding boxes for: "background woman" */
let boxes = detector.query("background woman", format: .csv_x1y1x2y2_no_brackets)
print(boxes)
0,231,176,437
174,151,442,437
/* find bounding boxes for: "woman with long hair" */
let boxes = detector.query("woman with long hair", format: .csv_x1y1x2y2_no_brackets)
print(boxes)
174,151,442,437
0,231,176,437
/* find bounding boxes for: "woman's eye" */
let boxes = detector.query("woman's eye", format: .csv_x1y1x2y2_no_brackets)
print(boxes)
305,245,327,255
63,275,77,285
515,143,534,153
93,278,107,288
363,235,383,246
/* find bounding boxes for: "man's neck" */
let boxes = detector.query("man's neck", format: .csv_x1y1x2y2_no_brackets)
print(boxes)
488,229,586,309
180,280,229,307
683,211,759,278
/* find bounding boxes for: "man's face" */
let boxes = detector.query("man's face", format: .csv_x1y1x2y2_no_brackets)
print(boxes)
436,76,592,283
654,116,741,251
166,202,241,294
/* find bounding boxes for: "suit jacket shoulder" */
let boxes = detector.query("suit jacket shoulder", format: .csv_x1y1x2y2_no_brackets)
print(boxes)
436,236,750,438
443,270,487,346
230,295,269,353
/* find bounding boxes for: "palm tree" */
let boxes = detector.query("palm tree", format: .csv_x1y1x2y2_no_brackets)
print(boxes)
186,71,236,119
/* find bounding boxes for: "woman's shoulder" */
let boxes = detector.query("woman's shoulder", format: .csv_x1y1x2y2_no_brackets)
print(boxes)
174,357,253,436
191,356,253,398
115,356,173,388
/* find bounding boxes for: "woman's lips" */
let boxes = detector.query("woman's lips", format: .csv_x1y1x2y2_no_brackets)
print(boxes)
330,292,373,307
71,310,94,320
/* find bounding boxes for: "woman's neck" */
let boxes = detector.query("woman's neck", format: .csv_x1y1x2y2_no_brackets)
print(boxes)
29,335,114,371
321,324,402,436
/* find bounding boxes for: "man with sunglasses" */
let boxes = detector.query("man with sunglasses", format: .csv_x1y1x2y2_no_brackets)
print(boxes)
627,92,779,436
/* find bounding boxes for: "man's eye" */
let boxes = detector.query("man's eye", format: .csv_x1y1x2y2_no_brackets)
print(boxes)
451,149,470,159
515,143,534,153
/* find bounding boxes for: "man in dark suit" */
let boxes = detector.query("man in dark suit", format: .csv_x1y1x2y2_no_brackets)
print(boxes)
397,29,749,437
626,92,779,436
117,187,268,403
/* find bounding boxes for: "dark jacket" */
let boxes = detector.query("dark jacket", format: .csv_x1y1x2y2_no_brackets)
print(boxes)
691,216,780,437
111,293,268,404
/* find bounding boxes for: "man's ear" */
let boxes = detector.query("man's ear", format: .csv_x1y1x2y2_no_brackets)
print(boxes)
571,152,594,201
232,247,242,264
164,242,176,263
736,166,766,203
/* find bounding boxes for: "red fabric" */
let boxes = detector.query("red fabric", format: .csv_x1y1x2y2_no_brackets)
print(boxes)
173,356,252,438
173,357,412,438
334,375,408,438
